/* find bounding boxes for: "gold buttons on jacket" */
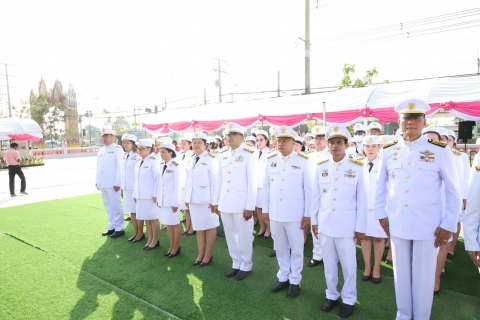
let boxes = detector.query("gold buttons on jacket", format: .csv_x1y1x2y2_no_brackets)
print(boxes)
406,175,410,178
409,148,412,151
407,161,411,165
280,198,283,201
332,208,336,211
336,168,339,171
405,189,409,193
404,203,408,207
280,188,283,191
334,188,337,191
335,178,338,181
281,178,284,181
227,181,230,183
333,198,336,201
227,190,229,192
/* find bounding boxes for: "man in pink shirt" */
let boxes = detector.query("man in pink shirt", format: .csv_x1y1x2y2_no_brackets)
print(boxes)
4,143,27,197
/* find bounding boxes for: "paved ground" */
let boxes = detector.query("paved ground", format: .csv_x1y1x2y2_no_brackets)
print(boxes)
0,157,98,209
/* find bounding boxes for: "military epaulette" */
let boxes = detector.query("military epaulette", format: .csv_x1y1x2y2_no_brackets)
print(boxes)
383,140,398,149
357,157,366,161
317,158,329,165
452,150,461,156
267,152,278,159
428,139,446,148
212,150,218,154
207,152,215,158
268,149,276,154
350,158,364,166
219,147,229,153
150,155,157,160
298,153,309,160
476,166,480,172
116,145,122,148
243,148,254,153
306,150,315,154
172,161,179,166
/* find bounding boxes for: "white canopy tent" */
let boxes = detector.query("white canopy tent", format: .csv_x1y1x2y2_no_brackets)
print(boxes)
0,118,43,141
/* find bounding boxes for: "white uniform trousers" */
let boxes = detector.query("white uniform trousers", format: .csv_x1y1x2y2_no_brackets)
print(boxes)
270,220,304,285
221,212,253,271
311,225,323,261
391,236,439,320
101,188,124,231
320,235,357,305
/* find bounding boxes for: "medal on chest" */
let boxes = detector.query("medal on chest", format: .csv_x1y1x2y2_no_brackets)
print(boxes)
420,150,435,163
344,169,356,178
321,168,328,177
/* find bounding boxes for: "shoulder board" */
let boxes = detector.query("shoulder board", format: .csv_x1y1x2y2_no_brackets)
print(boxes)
428,139,446,148
116,145,122,148
243,148,254,153
172,161,179,166
383,140,398,149
267,152,278,159
190,153,196,157
207,152,215,158
350,158,364,166
452,150,461,156
356,157,366,161
298,153,309,160
476,166,480,172
212,150,218,154
306,150,315,154
150,155,157,160
268,149,276,154
317,158,329,165
219,147,229,153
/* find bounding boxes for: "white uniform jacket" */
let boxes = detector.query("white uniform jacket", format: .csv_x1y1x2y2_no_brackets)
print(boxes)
364,158,379,210
185,151,218,204
156,159,181,207
311,156,368,237
257,146,270,188
121,151,140,190
133,154,160,200
262,151,313,222
96,144,124,188
375,136,461,240
457,150,470,199
464,166,480,251
214,143,258,212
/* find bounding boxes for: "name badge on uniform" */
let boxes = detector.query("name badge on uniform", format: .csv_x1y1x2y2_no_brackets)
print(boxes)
143,166,149,169
322,169,328,177
420,150,435,163
271,162,277,168
223,156,228,160
131,156,137,160
235,156,244,162
166,170,173,173
108,152,114,154
344,169,356,178
201,162,208,166
292,165,301,169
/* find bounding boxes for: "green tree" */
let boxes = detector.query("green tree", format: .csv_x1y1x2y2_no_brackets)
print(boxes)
29,94,66,142
338,64,385,90
11,100,31,119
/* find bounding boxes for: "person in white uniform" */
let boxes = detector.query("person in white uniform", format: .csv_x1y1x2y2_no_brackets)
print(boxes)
304,132,313,149
269,126,278,150
120,134,143,242
263,126,312,299
375,99,461,320
360,135,387,284
308,139,315,151
178,132,196,236
156,142,182,258
311,124,367,318
245,135,256,148
378,134,394,263
353,123,367,157
464,164,480,269
367,122,382,136
294,136,306,154
255,130,271,240
213,122,258,281
133,139,162,250
96,127,125,238
185,132,219,267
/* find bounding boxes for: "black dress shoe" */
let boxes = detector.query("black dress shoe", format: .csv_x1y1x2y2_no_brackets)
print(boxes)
361,273,371,281
102,230,114,236
385,259,393,265
127,237,135,242
320,299,337,312
235,270,251,281
181,231,188,235
263,234,271,239
146,241,160,250
338,303,354,318
270,281,290,293
286,284,300,298
447,253,455,259
193,260,202,266
180,218,186,223
255,232,265,238
199,256,213,267
440,270,445,277
162,226,167,231
142,245,149,250
124,217,131,221
226,268,240,277
268,250,276,258
168,247,181,258
372,276,381,284
434,289,440,295
185,231,196,236
110,230,125,238
164,252,172,257
131,234,145,243
307,259,323,267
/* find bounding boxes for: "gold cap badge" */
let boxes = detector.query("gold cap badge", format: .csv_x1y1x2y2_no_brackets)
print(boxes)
334,126,339,132
408,102,415,110
281,128,286,134
368,137,372,143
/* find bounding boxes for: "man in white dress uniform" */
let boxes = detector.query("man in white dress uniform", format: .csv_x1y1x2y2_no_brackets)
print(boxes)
96,127,126,238
375,99,460,320
464,164,480,269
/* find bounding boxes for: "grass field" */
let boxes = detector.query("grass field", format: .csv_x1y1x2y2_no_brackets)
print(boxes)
0,194,479,320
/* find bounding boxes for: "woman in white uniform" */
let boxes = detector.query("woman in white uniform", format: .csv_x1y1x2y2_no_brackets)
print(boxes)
133,139,162,250
255,130,270,238
121,134,144,242
156,142,182,258
178,132,196,236
360,135,387,284
185,132,219,267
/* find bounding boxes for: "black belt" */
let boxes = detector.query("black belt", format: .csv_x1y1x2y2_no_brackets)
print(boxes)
8,165,20,167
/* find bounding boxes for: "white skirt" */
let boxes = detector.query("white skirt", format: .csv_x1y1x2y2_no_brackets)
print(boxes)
179,188,187,210
136,199,161,220
123,189,136,213
366,209,387,238
255,188,263,208
160,206,180,225
190,203,219,231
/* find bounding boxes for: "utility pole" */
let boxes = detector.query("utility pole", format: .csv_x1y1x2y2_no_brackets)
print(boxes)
305,0,311,94
277,71,280,97
213,58,228,103
204,88,206,105
134,108,137,131
3,64,14,117
164,97,167,110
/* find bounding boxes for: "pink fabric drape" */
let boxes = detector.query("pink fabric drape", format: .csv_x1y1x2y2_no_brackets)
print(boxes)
8,134,42,142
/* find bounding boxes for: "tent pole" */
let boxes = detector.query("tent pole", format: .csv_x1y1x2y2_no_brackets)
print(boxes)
322,102,326,126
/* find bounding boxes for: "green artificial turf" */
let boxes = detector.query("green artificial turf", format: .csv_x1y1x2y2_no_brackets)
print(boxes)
0,194,479,320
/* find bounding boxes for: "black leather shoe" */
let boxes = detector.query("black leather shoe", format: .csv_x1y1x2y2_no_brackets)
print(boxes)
256,232,265,238
142,245,149,250
372,276,381,284
168,247,181,258
263,234,271,239
440,270,445,277
181,231,188,235
320,299,337,312
385,259,393,265
124,217,131,221
307,259,323,267
270,281,290,293
180,218,186,223
110,230,125,238
338,303,354,318
235,270,251,281
193,260,202,266
127,237,135,242
226,268,240,278
185,231,196,236
268,250,276,258
146,241,160,250
447,253,455,259
286,284,300,298
199,256,213,267
361,274,371,281
162,226,167,231
131,234,145,243
102,230,114,236
164,252,172,257
434,288,440,295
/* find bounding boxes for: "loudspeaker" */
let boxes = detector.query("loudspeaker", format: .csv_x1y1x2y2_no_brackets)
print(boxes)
458,121,475,141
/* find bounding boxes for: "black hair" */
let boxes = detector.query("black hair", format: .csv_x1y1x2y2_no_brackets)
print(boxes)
425,132,441,141
257,134,270,148
164,147,177,158
122,140,138,153
10,143,18,148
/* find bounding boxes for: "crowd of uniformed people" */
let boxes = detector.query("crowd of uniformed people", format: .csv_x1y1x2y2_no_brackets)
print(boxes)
95,98,480,320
